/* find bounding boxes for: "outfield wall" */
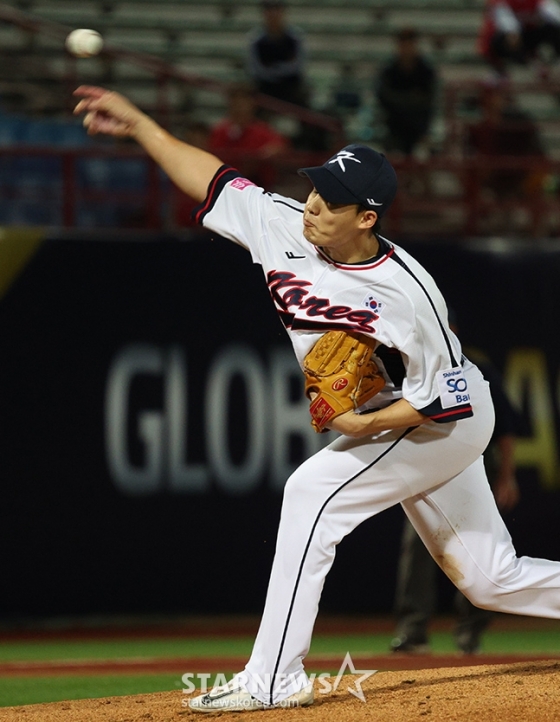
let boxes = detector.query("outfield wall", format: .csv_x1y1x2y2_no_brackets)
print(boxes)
0,230,559,619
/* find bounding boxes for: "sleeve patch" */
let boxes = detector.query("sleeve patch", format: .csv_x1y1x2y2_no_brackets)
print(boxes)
436,366,471,409
231,178,256,191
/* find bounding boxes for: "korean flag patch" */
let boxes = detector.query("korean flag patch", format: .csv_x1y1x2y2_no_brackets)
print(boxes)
363,294,384,315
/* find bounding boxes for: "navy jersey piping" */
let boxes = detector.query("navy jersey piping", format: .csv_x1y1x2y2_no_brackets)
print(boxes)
268,426,415,705
192,165,242,224
193,169,306,224
389,252,473,422
390,251,459,369
270,196,304,214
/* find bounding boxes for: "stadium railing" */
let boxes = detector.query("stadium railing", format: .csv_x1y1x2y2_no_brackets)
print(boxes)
0,146,557,238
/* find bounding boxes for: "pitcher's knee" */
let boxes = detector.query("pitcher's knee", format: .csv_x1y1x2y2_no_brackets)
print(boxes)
460,561,521,611
460,580,500,610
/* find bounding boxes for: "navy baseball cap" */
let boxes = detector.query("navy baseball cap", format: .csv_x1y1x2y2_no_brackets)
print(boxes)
298,144,398,217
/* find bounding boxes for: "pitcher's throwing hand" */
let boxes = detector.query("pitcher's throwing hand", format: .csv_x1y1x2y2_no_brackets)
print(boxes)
73,85,146,137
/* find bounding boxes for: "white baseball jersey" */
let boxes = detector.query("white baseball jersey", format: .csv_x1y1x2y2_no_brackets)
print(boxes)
195,167,474,423
190,166,560,709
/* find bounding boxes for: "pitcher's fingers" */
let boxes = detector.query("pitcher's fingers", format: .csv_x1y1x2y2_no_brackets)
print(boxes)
73,85,107,98
73,99,91,115
74,96,105,114
83,111,98,131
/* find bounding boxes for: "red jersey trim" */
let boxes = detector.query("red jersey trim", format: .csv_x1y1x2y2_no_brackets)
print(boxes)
430,406,474,420
193,165,240,225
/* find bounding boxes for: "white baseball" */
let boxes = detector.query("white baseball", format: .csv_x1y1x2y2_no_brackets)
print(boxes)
65,29,104,58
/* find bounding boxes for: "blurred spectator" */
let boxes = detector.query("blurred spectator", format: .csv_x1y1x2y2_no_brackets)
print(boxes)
208,83,288,160
331,63,363,116
246,1,332,152
375,28,437,156
327,64,367,144
466,80,545,200
184,121,211,152
247,0,307,107
175,86,289,226
479,0,560,76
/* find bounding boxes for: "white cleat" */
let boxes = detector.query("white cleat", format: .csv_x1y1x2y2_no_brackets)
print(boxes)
188,676,314,713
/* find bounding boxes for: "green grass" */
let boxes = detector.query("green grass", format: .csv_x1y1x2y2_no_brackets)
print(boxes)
312,631,560,656
477,630,560,654
0,634,394,663
0,674,180,708
0,630,558,664
310,633,394,655
0,628,558,708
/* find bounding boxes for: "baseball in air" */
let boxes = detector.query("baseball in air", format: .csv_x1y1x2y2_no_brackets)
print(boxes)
65,29,103,58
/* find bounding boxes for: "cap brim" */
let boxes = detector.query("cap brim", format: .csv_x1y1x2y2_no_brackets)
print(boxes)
297,166,359,205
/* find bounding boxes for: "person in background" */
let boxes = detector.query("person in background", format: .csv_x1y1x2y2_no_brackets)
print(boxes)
175,87,288,226
331,63,363,117
184,121,211,152
375,28,437,156
247,0,307,107
479,0,560,77
208,84,288,159
208,83,288,189
466,79,544,203
390,314,523,655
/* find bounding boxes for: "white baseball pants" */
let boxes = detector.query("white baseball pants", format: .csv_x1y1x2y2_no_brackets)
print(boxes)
243,366,560,705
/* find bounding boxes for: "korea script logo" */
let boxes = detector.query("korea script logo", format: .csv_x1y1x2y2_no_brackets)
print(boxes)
266,270,378,334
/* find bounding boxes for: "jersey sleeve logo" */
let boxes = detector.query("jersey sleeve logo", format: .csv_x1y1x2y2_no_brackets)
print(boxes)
230,178,256,191
436,367,470,409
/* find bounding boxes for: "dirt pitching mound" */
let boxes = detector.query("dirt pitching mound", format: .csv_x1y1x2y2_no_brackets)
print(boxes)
1,660,559,722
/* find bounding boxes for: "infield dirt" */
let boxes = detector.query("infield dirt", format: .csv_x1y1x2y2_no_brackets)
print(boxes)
1,660,559,722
